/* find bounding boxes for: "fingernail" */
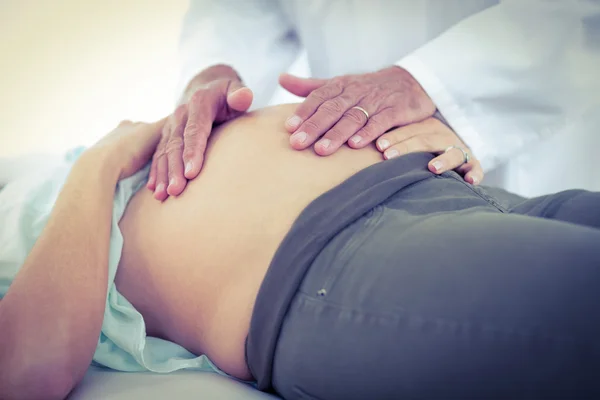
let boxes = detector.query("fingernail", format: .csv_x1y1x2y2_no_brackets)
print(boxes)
319,138,331,149
185,162,193,175
385,149,399,159
349,135,362,146
169,178,175,188
432,161,444,172
378,139,390,150
155,183,165,194
292,131,307,144
471,175,478,184
147,176,155,187
286,115,302,129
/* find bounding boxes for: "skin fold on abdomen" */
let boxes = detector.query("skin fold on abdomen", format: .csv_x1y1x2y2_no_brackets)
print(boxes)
115,104,382,379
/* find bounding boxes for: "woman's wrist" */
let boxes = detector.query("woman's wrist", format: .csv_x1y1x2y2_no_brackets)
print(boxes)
75,147,123,185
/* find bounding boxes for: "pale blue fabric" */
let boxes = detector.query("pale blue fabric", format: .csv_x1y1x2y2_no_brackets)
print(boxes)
0,148,224,375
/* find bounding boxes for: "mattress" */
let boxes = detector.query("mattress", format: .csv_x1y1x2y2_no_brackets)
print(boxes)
69,367,281,399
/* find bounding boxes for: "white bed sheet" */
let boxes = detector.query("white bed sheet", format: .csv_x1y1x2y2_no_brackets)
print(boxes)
69,367,281,399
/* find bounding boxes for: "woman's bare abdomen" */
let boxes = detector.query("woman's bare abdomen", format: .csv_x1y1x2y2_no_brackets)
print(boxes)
115,104,382,379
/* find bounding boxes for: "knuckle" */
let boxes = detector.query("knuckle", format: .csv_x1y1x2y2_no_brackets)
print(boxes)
361,92,379,105
165,137,184,154
320,98,345,115
364,118,384,135
154,145,167,160
394,142,409,155
325,129,347,143
310,89,329,103
174,104,188,120
184,122,201,139
345,109,366,125
301,119,321,133
183,144,203,161
331,75,346,85
419,134,436,150
361,123,377,137
313,83,342,101
329,78,346,91
190,89,207,104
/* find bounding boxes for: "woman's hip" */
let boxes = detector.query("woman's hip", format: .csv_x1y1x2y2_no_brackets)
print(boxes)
271,206,600,399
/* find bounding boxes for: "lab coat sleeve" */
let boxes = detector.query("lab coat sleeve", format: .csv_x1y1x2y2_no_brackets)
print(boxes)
178,0,300,108
396,0,600,171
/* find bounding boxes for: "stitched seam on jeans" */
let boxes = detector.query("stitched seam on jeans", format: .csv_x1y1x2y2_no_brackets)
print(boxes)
295,292,578,346
318,205,385,294
437,173,508,213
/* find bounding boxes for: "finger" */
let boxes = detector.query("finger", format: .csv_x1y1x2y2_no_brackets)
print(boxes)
464,161,484,185
381,136,435,160
183,89,216,180
166,110,188,197
147,121,170,191
353,110,398,150
290,95,353,151
285,80,344,133
147,156,158,190
279,73,328,97
455,161,478,184
154,149,169,201
316,106,370,155
428,147,472,175
375,118,437,152
349,107,399,149
226,79,253,113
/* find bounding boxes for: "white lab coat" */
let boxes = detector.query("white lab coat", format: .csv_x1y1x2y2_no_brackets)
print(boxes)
178,0,600,197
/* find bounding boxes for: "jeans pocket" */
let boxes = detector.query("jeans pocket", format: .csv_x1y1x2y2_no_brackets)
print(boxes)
309,205,385,298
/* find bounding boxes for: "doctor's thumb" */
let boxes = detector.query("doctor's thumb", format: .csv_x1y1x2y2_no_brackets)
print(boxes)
226,80,253,112
279,73,327,97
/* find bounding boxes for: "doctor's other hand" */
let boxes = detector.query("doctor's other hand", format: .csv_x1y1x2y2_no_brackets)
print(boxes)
147,65,253,201
280,66,436,156
378,117,484,185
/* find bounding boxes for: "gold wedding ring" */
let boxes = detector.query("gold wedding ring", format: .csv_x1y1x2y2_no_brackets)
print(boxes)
351,106,369,120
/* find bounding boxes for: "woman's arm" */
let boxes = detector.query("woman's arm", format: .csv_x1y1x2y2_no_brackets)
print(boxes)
0,120,165,400
0,150,120,399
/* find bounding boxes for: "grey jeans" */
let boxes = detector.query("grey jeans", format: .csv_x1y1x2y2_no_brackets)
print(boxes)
246,153,600,400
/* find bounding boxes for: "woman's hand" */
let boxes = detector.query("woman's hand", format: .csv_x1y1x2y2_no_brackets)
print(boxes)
91,118,167,180
378,118,484,184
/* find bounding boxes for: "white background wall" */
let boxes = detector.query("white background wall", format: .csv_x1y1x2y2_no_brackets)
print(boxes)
0,0,189,157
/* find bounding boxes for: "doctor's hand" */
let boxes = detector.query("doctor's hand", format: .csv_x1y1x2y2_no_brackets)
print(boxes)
377,117,484,184
279,66,481,184
280,66,436,153
147,65,253,201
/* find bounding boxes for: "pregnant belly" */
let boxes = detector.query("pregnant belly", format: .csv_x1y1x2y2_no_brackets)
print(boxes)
115,104,381,379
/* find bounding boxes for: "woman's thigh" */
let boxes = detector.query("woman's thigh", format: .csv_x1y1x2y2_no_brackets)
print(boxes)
509,189,600,230
272,205,600,400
